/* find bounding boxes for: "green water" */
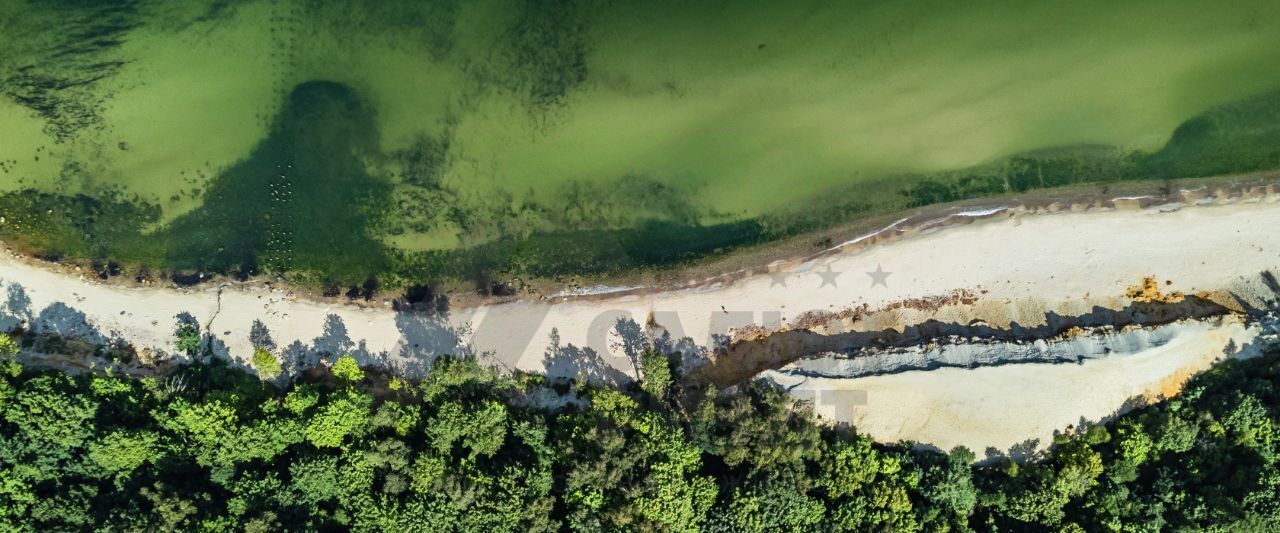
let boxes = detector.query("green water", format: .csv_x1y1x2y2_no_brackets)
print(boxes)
2,0,1280,285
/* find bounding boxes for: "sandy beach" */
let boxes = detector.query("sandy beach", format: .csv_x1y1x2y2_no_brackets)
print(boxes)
765,315,1273,457
3,190,1279,453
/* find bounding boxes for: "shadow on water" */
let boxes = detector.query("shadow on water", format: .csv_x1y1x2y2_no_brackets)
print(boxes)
162,81,392,284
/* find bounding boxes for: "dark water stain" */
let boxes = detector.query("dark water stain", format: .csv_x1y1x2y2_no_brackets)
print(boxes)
0,0,144,141
162,80,392,284
503,0,590,109
896,88,1280,207
460,0,590,113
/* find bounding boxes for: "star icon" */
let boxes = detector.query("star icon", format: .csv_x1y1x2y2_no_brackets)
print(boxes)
866,264,891,288
815,265,841,288
768,270,789,288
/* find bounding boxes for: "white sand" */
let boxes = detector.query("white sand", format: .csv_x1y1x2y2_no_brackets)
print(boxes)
2,197,1279,377
2,196,1279,453
765,317,1262,456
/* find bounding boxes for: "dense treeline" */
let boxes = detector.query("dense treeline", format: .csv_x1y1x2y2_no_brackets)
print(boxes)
1,332,1279,531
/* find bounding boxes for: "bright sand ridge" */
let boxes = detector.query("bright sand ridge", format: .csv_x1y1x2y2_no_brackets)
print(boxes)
765,317,1262,456
1,198,1279,457
1,199,1278,377
2,196,1278,453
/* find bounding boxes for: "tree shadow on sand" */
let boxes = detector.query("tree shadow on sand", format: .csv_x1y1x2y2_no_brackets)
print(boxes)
264,309,471,379
393,310,469,376
541,328,629,387
249,319,276,351
35,302,109,344
278,314,366,376
1,281,33,331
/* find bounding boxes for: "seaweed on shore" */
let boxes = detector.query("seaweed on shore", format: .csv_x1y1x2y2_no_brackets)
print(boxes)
0,188,160,265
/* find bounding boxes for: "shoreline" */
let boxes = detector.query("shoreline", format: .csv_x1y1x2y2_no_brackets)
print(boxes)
3,180,1278,452
0,181,1274,375
531,170,1280,305
5,171,1278,310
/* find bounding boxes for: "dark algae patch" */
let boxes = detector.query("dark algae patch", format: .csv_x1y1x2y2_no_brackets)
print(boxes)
1143,89,1280,179
0,190,160,264
3,87,1280,289
162,81,393,285
494,0,591,109
894,90,1280,208
0,0,142,141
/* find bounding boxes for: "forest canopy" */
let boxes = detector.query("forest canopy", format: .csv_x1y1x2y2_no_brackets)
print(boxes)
0,330,1278,530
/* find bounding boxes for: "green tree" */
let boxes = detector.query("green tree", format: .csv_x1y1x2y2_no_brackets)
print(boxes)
0,333,18,359
639,351,672,400
0,468,36,521
174,322,201,356
408,454,446,494
304,388,372,448
707,479,825,532
252,348,283,381
1113,420,1154,466
0,334,20,377
0,327,1279,530
87,430,160,481
1155,414,1199,453
288,456,342,505
331,355,365,384
4,374,98,459
692,382,821,472
158,398,301,470
916,447,978,522
819,438,882,498
283,384,320,415
427,400,508,460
